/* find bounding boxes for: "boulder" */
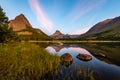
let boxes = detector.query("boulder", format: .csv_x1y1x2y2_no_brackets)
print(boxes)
77,54,92,61
61,53,73,62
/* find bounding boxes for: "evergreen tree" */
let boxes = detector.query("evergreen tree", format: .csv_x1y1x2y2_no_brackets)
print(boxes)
0,6,8,24
0,6,18,42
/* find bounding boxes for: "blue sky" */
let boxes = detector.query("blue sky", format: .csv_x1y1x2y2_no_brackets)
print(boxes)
0,0,120,35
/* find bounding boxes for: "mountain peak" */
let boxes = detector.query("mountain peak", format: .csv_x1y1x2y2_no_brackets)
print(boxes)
15,14,26,20
19,13,24,16
9,14,32,31
50,30,65,39
54,30,63,35
50,30,78,39
8,14,51,40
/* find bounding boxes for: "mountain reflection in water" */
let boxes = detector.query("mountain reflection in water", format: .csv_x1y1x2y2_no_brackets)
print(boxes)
45,43,120,80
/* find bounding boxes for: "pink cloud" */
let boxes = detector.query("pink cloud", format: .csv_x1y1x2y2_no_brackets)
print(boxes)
28,0,53,32
69,47,91,55
71,27,90,35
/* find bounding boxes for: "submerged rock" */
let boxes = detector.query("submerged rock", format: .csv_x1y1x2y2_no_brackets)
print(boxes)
61,60,73,67
77,54,92,61
95,53,106,57
61,53,73,62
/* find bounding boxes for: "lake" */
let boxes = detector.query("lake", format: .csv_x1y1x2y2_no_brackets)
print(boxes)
45,42,120,80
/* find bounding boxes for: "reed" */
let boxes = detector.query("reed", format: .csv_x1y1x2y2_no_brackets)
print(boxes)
0,43,60,80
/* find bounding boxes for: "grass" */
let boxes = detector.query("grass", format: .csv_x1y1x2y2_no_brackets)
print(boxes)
0,43,60,80
16,27,52,41
0,42,98,80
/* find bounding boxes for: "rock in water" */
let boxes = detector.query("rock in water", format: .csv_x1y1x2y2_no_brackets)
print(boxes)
61,53,73,62
95,53,106,57
77,54,92,61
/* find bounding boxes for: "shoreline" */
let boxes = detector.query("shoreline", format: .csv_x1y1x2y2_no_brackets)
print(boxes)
27,40,120,43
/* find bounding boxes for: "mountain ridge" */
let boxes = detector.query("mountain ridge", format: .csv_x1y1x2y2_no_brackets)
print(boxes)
86,19,112,34
8,14,120,40
51,30,79,39
8,14,52,40
81,16,120,40
51,16,120,40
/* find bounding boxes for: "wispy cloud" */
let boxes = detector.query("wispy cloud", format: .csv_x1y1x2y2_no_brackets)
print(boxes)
28,0,53,32
71,27,90,35
68,0,106,22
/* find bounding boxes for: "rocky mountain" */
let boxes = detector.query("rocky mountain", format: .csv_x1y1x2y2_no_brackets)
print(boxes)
8,14,51,40
51,30,79,39
9,14,32,31
51,30,65,39
51,30,69,39
51,30,63,37
81,16,120,40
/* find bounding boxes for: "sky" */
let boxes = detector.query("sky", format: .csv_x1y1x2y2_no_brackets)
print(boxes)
0,0,120,35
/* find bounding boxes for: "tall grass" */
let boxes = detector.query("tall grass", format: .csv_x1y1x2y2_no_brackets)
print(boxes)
0,43,60,80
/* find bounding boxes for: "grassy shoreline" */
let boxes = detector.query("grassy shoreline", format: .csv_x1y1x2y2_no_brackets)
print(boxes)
27,40,120,43
0,43,60,79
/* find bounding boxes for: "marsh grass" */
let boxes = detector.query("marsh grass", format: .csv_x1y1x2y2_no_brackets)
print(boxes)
77,68,94,80
0,43,60,80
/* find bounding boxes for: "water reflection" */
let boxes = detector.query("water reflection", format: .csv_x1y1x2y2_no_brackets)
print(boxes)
76,54,92,61
45,43,120,80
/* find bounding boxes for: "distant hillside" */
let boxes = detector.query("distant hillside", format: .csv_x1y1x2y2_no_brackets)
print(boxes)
50,30,79,39
81,16,120,40
50,30,67,39
8,14,52,40
86,19,112,34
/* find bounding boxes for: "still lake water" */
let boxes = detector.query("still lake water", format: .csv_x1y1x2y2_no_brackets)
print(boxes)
45,42,120,80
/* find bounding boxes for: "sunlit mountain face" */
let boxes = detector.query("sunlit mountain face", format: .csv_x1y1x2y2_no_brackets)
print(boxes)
1,0,120,35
